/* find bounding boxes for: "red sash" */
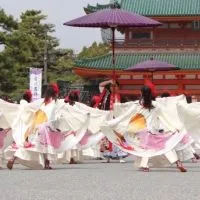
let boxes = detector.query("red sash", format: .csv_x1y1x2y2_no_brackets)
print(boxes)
94,88,120,110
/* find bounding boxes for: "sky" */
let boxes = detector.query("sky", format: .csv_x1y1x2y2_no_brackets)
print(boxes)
0,0,109,53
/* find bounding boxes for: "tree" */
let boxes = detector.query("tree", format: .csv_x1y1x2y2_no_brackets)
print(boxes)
78,42,110,59
0,9,17,45
0,9,109,98
0,9,18,94
48,48,81,83
11,10,59,90
0,9,59,96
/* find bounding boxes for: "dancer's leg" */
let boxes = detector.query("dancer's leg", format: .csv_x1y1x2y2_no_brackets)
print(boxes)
139,157,149,172
165,151,187,172
7,156,17,170
44,154,52,169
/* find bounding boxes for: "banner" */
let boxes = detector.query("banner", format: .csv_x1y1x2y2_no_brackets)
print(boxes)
29,68,42,100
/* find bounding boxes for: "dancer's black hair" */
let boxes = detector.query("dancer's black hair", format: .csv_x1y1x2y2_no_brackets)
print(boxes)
140,85,154,110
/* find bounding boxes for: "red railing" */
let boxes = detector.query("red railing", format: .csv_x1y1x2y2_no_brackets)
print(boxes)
113,39,200,49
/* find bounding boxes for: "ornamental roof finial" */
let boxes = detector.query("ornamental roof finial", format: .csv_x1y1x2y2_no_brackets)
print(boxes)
111,0,121,9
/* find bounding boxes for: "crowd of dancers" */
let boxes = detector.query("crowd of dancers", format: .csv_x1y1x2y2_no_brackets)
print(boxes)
0,79,200,172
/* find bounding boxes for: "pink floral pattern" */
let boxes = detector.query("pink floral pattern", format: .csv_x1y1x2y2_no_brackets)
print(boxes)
38,124,76,149
79,132,90,145
137,130,172,150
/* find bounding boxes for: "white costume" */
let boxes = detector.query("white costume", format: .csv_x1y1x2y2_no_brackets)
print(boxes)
101,100,187,169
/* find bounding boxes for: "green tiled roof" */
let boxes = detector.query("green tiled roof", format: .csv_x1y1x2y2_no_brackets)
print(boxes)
85,0,200,16
122,0,200,16
84,2,120,14
75,52,200,70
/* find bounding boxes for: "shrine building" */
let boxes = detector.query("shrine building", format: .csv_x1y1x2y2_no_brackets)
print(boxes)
73,0,200,98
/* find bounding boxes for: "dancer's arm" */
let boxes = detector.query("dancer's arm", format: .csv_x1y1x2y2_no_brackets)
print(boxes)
99,80,113,93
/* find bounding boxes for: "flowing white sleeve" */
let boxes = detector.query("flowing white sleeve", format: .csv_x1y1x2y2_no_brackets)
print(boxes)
0,99,19,127
177,101,200,142
157,105,183,132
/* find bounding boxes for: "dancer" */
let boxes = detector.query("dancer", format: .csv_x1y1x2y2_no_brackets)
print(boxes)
101,84,187,172
69,95,113,161
157,93,197,163
3,89,36,164
0,128,11,169
15,89,33,147
98,79,128,163
179,95,200,162
61,90,82,164
98,79,121,110
176,98,200,153
134,86,187,172
6,84,59,169
6,84,89,170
